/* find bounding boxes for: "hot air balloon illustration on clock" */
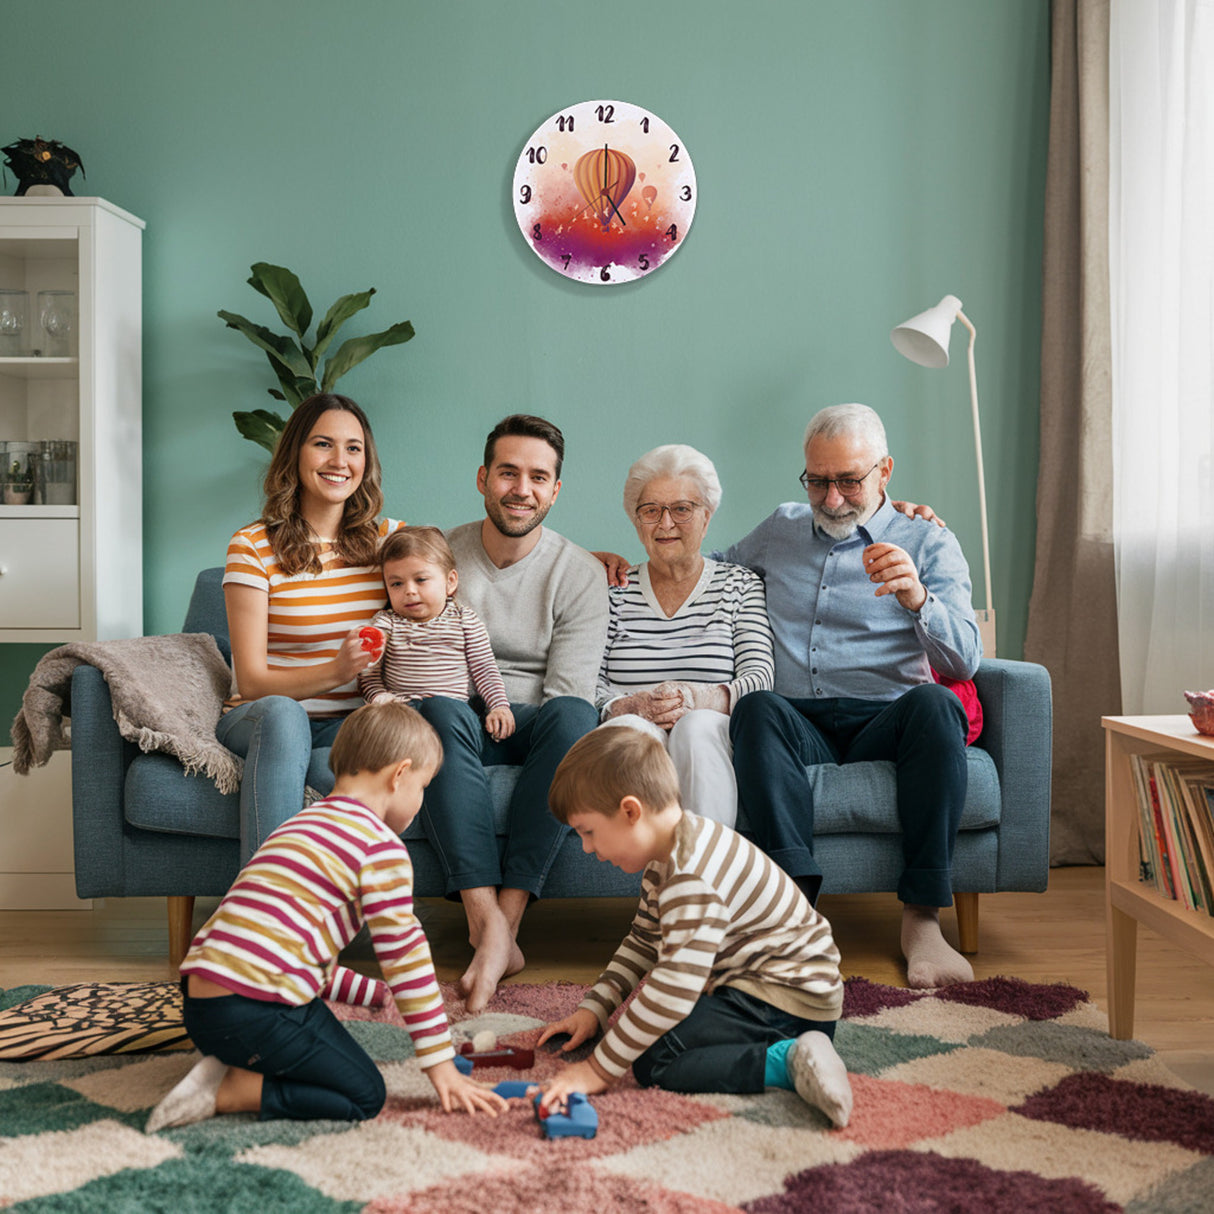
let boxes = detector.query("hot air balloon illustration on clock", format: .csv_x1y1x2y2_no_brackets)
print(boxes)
512,100,697,285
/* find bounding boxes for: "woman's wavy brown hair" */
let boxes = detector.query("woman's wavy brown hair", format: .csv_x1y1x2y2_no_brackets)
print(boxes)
261,393,384,576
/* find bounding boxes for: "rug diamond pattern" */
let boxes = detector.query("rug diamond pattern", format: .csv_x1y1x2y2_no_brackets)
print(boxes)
2,976,1212,1213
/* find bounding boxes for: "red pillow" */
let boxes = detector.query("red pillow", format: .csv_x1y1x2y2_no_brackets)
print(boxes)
933,671,983,745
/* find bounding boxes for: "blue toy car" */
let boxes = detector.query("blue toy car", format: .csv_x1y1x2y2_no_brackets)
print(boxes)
534,1091,598,1139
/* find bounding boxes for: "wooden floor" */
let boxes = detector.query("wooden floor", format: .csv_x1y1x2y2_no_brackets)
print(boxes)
2,866,1212,1093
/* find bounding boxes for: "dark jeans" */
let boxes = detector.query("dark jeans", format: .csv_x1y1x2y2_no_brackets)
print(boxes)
730,684,968,907
633,985,836,1094
415,694,598,896
182,986,385,1122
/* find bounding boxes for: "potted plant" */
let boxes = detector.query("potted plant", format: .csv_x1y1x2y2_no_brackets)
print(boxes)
220,263,415,452
4,456,33,504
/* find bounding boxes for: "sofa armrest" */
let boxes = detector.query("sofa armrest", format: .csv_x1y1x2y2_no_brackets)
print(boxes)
70,664,138,898
973,657,1053,889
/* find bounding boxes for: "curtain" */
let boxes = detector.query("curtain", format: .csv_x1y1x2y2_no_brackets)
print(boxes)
1109,0,1214,714
1025,0,1120,864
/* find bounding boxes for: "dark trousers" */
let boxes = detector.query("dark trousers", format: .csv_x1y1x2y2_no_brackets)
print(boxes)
633,985,837,1094
729,684,968,907
415,694,598,896
182,988,385,1122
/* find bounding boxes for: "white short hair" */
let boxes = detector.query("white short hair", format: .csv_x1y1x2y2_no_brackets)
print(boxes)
622,444,722,517
803,404,888,460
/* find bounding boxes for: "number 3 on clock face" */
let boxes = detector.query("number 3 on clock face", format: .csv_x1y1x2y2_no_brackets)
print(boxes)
511,100,697,285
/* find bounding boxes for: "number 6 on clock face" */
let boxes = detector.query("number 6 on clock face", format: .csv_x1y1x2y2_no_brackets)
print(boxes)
511,99,697,285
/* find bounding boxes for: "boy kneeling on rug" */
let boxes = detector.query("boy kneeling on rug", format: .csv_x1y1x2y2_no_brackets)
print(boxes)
147,702,506,1132
537,727,853,1128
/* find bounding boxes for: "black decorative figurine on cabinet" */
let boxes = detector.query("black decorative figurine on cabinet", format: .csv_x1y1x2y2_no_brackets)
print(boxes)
1,136,85,196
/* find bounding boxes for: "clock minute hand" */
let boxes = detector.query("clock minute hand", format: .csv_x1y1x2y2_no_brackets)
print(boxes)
601,143,626,228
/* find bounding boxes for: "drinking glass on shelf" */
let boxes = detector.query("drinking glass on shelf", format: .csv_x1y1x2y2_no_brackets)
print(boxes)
0,290,29,356
39,438,77,504
37,290,76,358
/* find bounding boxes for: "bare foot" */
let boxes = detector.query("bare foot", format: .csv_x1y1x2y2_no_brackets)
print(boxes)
459,912,525,1013
901,903,974,989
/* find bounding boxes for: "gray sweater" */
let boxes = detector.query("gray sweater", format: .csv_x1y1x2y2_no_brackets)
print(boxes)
446,522,609,706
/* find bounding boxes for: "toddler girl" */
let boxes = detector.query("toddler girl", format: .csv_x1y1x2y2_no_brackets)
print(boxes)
359,526,515,740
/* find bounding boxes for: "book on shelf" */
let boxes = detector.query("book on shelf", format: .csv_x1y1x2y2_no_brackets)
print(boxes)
1128,752,1214,916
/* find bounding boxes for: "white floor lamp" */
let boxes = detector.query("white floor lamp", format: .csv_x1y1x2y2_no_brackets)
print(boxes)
891,294,996,656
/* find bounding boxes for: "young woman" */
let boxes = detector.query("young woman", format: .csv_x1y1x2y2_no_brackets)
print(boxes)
216,392,402,862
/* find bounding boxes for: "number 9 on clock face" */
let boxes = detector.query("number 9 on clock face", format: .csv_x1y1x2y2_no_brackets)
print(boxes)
511,99,697,285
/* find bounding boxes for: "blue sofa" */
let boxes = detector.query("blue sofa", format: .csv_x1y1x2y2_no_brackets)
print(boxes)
70,568,1052,965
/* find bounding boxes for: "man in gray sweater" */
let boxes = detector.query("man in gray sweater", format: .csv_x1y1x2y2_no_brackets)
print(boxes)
417,415,608,1012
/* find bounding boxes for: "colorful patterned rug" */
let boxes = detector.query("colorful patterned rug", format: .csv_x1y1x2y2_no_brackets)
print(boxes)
2,976,1212,1212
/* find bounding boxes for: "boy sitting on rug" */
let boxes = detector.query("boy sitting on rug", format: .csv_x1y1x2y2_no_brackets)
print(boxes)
147,701,505,1131
537,726,853,1128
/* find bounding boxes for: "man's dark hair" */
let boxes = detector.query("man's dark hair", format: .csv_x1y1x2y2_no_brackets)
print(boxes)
483,414,565,480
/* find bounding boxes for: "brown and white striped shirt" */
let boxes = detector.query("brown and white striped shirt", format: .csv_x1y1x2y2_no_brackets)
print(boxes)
582,812,844,1079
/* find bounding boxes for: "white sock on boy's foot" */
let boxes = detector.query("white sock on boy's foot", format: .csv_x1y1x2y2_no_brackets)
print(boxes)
787,1030,853,1128
146,1055,228,1132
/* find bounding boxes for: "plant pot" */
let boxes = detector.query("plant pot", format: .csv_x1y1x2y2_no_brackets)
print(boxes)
3,488,32,505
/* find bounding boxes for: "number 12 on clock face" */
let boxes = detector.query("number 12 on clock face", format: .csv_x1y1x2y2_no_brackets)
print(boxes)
511,99,697,285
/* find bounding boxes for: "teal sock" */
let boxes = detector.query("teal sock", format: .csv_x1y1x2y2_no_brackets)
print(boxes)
764,1039,796,1089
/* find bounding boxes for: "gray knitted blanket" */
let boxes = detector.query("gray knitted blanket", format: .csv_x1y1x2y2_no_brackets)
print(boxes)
10,633,241,794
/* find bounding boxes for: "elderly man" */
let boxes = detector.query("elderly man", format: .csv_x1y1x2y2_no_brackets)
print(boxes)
725,403,981,988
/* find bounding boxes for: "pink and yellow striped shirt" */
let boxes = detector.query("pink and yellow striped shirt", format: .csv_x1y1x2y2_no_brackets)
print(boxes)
180,795,454,1069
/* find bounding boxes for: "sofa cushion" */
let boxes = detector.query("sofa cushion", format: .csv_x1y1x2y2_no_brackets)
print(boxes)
127,746,999,842
807,747,1000,836
125,753,240,837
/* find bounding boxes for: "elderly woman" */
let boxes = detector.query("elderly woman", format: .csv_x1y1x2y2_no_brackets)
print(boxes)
597,444,775,825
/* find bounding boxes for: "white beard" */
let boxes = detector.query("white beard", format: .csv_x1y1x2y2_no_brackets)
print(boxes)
813,509,860,540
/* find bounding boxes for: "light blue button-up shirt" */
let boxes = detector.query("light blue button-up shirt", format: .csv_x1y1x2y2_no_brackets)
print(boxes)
721,496,981,701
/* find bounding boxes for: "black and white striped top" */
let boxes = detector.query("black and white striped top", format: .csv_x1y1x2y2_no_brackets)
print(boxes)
596,559,775,713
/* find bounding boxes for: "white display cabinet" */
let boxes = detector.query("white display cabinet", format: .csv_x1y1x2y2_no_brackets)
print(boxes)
0,197,143,641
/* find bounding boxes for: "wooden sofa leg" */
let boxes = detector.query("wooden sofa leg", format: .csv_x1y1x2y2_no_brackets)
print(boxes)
954,891,979,954
167,896,195,968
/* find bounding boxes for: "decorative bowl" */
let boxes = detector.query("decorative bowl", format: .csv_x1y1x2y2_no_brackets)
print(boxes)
1184,690,1214,736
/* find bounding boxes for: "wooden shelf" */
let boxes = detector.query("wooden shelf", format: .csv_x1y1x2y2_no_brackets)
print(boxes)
1103,714,1214,1038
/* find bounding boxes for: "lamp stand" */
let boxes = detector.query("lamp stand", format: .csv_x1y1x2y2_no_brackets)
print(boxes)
957,309,996,655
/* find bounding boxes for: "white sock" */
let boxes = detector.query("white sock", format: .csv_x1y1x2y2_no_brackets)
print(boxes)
146,1055,228,1133
787,1030,853,1128
901,904,974,989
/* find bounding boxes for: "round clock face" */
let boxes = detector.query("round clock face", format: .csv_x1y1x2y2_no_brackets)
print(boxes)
512,99,697,285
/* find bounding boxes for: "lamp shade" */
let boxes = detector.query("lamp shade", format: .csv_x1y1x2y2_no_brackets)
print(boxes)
890,294,963,368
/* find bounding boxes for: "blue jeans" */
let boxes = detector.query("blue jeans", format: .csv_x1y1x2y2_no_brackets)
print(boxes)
730,684,968,907
632,985,836,1094
415,695,597,896
215,697,344,864
182,986,385,1121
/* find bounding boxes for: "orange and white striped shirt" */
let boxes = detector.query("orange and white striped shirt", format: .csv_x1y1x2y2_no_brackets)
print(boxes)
223,518,402,717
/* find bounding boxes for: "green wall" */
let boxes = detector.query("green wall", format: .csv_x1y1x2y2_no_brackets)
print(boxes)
1,0,1048,727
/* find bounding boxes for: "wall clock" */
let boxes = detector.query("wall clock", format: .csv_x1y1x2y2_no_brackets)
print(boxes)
512,99,697,285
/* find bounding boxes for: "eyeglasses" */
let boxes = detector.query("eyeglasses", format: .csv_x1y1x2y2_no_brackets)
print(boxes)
635,500,703,525
799,462,881,497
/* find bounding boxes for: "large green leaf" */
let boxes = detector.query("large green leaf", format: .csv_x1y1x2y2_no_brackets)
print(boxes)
320,321,415,391
247,263,313,340
271,374,317,409
218,311,313,379
233,408,286,452
313,289,374,360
